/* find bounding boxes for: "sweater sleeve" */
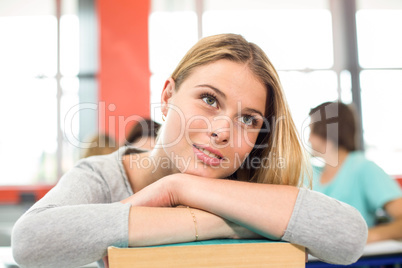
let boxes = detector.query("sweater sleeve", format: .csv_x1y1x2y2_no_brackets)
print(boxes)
282,188,368,265
11,155,132,268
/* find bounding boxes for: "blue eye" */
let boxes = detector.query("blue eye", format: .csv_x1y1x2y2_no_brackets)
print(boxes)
201,94,218,108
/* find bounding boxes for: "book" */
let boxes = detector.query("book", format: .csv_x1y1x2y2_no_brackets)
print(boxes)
108,239,306,268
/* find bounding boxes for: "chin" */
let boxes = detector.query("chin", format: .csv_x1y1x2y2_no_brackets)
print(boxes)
182,166,228,179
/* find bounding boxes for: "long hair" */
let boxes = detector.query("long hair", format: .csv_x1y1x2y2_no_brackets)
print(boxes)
170,34,310,187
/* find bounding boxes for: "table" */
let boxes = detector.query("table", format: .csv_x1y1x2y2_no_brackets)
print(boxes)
307,240,402,267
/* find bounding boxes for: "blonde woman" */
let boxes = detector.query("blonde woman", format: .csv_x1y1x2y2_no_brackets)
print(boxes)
12,34,367,268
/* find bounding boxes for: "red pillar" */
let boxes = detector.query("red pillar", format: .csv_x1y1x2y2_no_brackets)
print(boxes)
98,0,150,144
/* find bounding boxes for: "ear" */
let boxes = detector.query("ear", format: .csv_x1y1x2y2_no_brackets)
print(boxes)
161,78,175,116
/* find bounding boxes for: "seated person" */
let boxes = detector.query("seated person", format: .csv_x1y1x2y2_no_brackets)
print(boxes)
125,118,161,150
82,133,118,158
12,35,367,268
308,101,402,243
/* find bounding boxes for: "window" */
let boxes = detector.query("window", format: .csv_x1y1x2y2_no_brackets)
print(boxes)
149,0,198,122
357,0,402,175
0,0,80,185
150,0,337,149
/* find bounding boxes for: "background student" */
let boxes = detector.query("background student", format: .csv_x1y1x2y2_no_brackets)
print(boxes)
125,118,161,150
309,101,402,243
82,133,119,158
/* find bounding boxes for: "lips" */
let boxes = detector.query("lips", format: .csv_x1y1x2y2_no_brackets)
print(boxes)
193,144,224,166
193,144,223,159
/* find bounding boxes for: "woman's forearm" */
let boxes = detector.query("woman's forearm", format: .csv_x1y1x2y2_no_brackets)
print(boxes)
170,174,368,265
121,173,367,264
172,174,299,239
127,206,261,247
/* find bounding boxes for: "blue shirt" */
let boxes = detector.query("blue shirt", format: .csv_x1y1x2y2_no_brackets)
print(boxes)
312,151,402,227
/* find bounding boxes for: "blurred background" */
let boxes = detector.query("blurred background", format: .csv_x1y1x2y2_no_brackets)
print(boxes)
0,0,401,266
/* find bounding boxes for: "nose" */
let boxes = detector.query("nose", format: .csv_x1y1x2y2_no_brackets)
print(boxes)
209,116,231,144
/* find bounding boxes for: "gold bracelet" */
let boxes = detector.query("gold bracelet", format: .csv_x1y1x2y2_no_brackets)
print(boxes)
187,206,198,241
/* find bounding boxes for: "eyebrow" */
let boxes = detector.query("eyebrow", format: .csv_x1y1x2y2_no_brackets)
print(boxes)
196,84,264,117
244,108,264,118
196,84,227,99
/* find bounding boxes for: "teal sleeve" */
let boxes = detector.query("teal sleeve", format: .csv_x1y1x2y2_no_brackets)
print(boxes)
361,160,402,211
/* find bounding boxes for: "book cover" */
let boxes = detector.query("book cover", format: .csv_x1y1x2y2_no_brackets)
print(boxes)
108,239,306,268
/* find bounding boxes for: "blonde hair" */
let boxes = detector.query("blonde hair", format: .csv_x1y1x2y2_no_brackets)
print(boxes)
171,34,311,187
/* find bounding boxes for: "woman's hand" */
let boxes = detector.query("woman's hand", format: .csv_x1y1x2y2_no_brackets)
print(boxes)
121,175,179,207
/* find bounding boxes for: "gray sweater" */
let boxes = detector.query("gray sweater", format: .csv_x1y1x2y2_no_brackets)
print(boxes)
12,147,368,268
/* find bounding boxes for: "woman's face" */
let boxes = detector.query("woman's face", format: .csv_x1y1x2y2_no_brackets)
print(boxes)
160,59,267,178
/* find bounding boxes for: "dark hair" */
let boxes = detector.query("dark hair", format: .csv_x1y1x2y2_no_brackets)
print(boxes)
309,102,358,152
125,119,161,145
82,133,118,158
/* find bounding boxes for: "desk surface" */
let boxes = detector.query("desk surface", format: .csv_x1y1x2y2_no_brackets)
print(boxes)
308,239,402,261
362,239,402,256
307,240,402,267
